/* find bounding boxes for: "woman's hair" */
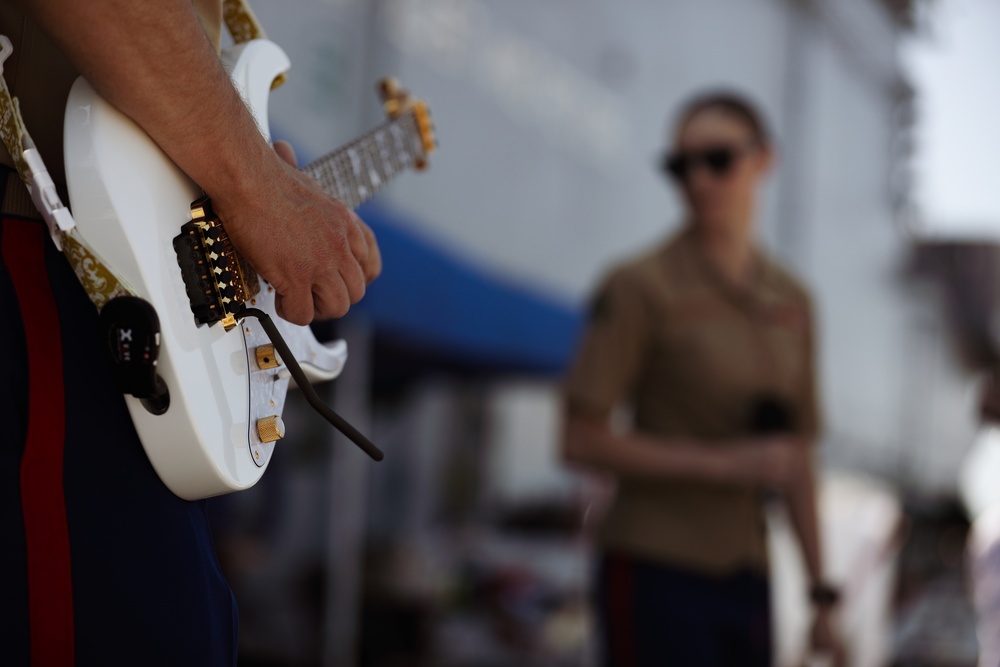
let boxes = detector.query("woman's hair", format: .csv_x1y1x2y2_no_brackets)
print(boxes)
674,91,772,147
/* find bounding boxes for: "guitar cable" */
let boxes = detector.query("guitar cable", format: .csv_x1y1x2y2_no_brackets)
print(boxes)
238,308,384,462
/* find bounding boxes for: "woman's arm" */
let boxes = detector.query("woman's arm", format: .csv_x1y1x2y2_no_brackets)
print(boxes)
562,410,808,488
786,448,843,661
786,449,823,588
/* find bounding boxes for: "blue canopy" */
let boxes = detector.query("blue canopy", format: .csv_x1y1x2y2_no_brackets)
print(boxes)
348,203,584,376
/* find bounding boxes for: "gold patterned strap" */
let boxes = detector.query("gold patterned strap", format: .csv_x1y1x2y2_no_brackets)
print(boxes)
222,0,267,43
0,99,29,185
60,229,135,310
0,44,31,187
221,0,286,88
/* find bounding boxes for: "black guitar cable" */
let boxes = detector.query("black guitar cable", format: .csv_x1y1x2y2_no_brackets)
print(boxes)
238,307,384,461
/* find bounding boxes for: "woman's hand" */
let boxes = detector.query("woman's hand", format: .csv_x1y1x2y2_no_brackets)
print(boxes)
720,436,810,490
563,412,814,488
809,607,846,667
720,437,810,488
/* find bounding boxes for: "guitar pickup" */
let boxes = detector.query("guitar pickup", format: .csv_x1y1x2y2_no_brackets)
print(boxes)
172,197,260,330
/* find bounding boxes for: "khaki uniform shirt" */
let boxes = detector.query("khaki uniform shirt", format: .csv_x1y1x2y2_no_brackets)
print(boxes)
564,226,820,574
0,2,224,191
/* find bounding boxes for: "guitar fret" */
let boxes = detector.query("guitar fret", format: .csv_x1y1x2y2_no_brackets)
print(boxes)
348,147,366,202
391,125,407,173
360,138,379,192
379,129,400,181
388,123,408,172
334,163,349,206
374,130,394,182
366,141,381,187
337,154,352,207
375,136,392,182
323,161,339,199
368,140,385,190
302,113,426,210
369,137,388,190
335,152,355,207
360,142,376,198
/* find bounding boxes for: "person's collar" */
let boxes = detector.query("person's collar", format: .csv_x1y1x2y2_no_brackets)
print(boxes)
681,222,768,302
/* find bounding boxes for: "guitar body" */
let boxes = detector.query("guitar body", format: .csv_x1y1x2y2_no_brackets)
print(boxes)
63,40,347,500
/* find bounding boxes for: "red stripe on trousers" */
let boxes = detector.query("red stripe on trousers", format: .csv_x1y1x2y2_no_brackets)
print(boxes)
608,553,636,667
4,218,75,666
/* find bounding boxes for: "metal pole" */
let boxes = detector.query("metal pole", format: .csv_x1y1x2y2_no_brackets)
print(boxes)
322,318,374,667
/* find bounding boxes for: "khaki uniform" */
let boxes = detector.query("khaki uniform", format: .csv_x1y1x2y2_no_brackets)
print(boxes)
564,225,820,574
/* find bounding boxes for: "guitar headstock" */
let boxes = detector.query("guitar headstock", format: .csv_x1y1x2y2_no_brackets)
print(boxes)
378,78,436,170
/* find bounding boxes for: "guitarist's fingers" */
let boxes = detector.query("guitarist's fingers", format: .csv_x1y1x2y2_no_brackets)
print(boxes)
337,217,369,300
355,215,382,284
274,287,315,327
345,210,369,266
273,140,298,168
312,268,360,321
276,257,365,323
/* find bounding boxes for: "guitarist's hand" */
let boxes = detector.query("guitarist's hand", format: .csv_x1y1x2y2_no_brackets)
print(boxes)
273,140,381,284
212,142,382,325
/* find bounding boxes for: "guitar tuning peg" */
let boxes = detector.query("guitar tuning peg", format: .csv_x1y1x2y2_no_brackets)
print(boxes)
379,77,414,118
378,77,401,101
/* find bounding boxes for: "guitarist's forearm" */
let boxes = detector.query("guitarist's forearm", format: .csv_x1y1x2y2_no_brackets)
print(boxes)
19,0,281,206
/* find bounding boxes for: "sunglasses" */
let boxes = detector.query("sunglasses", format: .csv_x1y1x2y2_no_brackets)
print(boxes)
662,143,757,182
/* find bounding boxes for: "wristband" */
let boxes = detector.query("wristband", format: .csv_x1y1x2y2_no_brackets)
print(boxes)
809,582,841,608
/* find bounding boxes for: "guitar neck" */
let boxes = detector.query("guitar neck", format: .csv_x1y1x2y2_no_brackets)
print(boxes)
301,111,427,209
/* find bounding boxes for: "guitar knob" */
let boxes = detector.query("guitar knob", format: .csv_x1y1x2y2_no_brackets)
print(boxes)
257,415,285,443
255,344,282,370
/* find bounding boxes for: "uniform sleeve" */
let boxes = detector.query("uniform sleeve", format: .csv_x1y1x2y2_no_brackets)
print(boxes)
563,270,650,418
798,296,823,442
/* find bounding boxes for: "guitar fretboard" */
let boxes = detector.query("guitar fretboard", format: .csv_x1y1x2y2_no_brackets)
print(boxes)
302,112,427,209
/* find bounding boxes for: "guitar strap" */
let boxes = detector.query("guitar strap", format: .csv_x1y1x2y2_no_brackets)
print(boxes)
0,0,277,311
222,0,287,88
0,36,135,310
223,0,267,43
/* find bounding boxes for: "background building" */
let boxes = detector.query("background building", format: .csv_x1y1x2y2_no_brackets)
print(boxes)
211,1,988,664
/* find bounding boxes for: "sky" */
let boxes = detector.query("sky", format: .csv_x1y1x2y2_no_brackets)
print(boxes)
904,0,1000,237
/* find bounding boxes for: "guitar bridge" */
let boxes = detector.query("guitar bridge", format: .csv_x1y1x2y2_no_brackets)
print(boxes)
172,196,260,330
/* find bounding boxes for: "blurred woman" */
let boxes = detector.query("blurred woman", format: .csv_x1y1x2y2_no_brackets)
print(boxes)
562,92,840,666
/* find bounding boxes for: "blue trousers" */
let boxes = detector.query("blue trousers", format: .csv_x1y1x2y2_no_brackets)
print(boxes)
596,551,772,667
0,208,238,665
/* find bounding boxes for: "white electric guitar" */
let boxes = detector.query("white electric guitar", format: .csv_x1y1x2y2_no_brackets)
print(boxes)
62,39,435,500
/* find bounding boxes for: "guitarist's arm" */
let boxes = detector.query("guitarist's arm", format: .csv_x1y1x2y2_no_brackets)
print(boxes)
18,0,379,324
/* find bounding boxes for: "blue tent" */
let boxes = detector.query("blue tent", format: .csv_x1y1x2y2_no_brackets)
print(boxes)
348,203,584,378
